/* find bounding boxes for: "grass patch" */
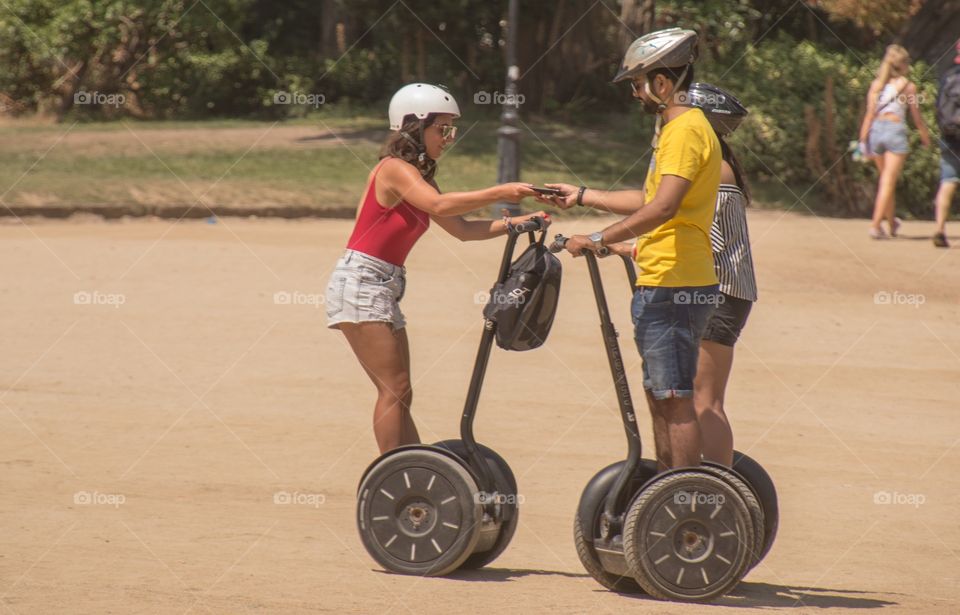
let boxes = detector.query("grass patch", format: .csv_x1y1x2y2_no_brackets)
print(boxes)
0,111,797,215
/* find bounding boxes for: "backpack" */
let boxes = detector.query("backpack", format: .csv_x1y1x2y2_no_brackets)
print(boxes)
482,230,562,351
937,67,960,140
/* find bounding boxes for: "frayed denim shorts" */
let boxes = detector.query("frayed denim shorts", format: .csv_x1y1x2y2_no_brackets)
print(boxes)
325,250,407,330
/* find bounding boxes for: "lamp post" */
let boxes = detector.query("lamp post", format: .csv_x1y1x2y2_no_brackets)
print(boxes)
492,0,521,217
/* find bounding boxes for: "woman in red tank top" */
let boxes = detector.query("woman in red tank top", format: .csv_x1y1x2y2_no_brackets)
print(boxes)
326,83,547,454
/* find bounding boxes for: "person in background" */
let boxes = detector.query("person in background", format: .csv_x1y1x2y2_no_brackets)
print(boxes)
858,44,931,240
933,40,960,248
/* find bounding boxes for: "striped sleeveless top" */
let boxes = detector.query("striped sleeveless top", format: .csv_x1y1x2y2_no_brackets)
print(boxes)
710,184,757,302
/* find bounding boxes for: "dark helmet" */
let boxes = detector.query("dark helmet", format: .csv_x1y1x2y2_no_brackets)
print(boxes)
687,82,747,136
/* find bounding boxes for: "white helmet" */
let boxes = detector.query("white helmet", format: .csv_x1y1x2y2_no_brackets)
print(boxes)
388,83,460,130
612,28,699,83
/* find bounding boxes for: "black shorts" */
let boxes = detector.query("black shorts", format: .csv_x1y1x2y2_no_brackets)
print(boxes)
701,294,753,347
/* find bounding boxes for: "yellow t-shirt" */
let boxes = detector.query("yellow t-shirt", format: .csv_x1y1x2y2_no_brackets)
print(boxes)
634,107,721,287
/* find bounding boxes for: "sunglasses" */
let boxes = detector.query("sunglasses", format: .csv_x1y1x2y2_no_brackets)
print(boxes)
434,124,458,140
630,79,645,96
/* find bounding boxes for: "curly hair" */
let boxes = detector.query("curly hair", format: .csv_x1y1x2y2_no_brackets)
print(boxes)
379,113,439,182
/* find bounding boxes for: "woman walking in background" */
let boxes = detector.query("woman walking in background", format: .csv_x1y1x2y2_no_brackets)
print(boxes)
325,83,543,454
858,44,931,239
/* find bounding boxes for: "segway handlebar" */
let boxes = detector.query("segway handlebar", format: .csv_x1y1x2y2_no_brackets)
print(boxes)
508,215,550,235
548,234,610,257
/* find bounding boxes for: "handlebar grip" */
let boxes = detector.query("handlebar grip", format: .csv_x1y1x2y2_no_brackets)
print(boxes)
510,216,545,234
549,234,568,253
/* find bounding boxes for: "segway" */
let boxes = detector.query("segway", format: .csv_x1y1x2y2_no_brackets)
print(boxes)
613,240,779,571
550,235,768,602
356,216,557,577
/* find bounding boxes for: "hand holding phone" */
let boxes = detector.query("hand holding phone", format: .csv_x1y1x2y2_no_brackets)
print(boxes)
532,187,563,196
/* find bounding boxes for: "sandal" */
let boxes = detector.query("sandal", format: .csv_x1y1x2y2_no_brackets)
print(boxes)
890,217,903,238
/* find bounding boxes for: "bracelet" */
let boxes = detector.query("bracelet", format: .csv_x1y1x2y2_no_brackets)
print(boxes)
502,215,512,232
576,185,587,207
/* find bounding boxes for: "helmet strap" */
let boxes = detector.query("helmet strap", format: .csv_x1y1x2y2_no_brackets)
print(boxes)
399,123,434,177
645,63,691,149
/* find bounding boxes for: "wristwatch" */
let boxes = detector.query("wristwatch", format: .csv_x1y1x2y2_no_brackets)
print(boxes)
588,231,604,250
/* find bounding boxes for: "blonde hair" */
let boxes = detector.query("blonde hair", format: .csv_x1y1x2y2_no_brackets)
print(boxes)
877,44,910,87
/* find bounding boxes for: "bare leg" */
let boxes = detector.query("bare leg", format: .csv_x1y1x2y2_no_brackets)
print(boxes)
646,391,702,471
396,328,420,444
693,340,735,466
869,156,886,233
339,322,417,453
873,152,906,233
934,181,957,235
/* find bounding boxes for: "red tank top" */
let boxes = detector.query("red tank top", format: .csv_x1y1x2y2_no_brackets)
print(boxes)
346,161,430,267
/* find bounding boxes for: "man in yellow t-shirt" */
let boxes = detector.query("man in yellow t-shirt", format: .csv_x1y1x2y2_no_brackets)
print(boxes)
541,29,720,471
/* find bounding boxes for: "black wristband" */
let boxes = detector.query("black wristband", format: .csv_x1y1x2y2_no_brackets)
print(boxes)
576,185,587,207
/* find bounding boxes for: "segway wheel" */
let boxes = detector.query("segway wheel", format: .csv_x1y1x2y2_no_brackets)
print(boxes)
732,450,779,565
433,440,519,569
573,512,642,592
701,463,765,569
357,449,482,576
623,471,755,602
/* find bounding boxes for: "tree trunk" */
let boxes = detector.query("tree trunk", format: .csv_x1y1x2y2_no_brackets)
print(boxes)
901,0,960,78
416,28,425,81
320,0,339,58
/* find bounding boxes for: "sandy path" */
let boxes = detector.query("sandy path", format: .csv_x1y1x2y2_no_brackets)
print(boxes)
0,211,958,613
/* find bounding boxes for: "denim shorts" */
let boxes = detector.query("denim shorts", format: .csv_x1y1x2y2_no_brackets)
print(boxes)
867,119,909,156
941,150,960,183
325,250,407,330
701,293,753,347
631,285,719,400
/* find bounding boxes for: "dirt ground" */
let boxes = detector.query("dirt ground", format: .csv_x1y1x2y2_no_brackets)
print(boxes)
1,211,958,614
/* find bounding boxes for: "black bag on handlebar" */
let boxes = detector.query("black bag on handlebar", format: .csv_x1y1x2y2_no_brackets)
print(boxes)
482,230,562,351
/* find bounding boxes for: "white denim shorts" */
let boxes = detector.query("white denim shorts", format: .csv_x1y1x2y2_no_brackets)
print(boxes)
325,250,407,330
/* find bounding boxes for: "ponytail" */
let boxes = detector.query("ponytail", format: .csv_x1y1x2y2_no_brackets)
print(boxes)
719,137,750,203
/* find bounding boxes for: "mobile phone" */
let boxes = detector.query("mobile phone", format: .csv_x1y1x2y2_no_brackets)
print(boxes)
532,187,563,196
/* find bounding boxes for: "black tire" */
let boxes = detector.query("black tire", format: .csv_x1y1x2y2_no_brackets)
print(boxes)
573,511,642,592
432,440,518,569
357,448,482,576
623,471,755,602
732,450,779,564
701,463,765,570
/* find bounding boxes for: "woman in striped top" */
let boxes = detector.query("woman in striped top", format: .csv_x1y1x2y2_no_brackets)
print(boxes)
689,83,757,466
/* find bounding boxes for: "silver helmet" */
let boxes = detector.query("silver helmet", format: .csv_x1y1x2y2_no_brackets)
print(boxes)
612,28,699,84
